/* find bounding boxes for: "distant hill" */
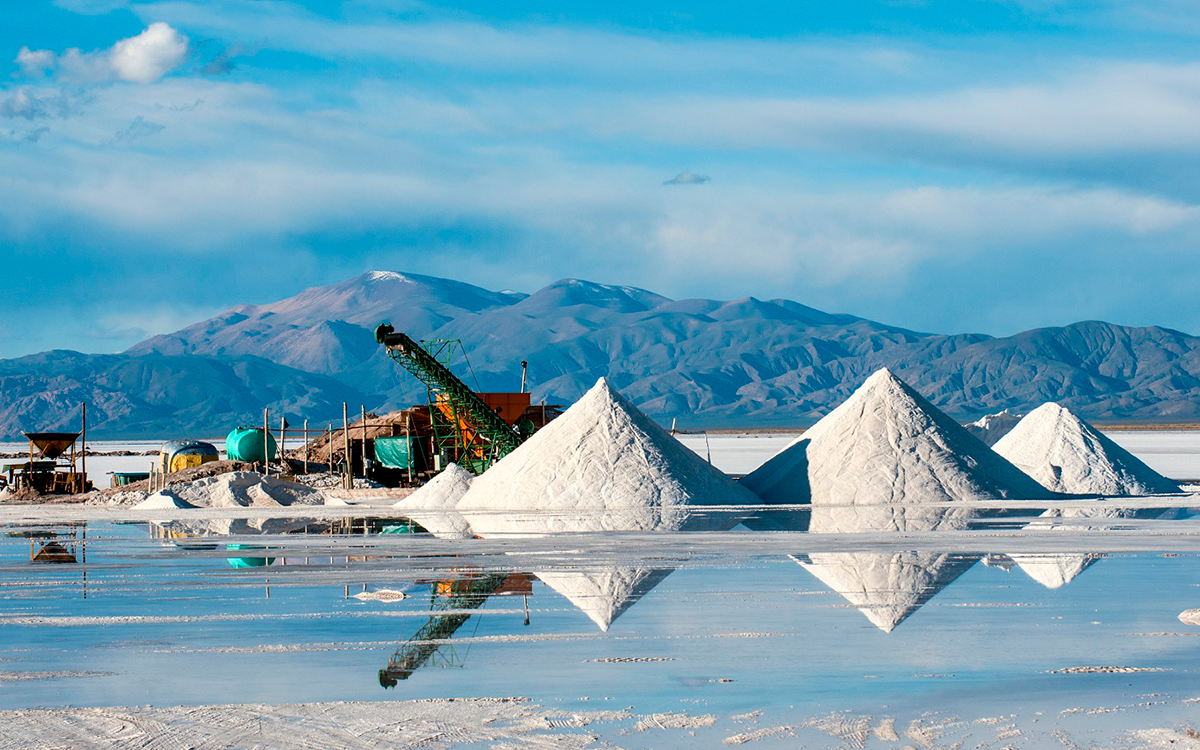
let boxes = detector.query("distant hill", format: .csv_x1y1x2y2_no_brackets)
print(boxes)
3,270,1200,438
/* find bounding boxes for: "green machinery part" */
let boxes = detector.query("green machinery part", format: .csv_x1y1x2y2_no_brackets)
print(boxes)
378,573,508,687
375,323,523,473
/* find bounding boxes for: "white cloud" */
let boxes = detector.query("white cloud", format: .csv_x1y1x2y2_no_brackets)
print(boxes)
15,22,189,85
109,22,189,84
15,47,55,76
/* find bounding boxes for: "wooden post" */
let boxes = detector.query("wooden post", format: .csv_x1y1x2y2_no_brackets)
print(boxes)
279,415,287,474
342,402,350,490
405,412,413,485
303,419,309,474
327,424,333,472
360,405,367,482
263,408,270,477
80,402,87,493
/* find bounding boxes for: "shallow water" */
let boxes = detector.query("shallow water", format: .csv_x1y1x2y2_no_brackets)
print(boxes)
3,434,1200,748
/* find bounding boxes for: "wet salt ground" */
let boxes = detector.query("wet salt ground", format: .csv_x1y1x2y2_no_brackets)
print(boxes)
2,434,1200,748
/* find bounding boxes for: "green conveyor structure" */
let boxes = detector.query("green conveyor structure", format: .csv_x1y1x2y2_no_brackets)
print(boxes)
375,323,524,472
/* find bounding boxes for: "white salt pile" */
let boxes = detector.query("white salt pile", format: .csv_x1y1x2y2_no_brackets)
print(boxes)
744,368,1046,533
134,471,324,510
793,551,979,632
964,409,1023,446
392,464,475,540
535,568,673,632
993,403,1180,495
1179,609,1200,626
457,378,759,535
741,368,1042,631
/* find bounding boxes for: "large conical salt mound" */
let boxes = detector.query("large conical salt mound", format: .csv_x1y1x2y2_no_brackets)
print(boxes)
744,368,1047,532
392,464,475,540
993,403,1180,496
536,567,673,632
457,378,759,535
795,551,979,632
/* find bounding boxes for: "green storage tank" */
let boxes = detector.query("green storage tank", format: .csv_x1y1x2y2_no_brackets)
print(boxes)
225,427,277,462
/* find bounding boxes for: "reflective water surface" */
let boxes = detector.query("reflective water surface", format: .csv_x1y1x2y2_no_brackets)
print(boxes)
3,504,1200,748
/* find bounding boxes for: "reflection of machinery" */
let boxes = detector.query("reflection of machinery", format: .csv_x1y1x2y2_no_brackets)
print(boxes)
2,432,91,494
379,572,533,687
375,325,561,475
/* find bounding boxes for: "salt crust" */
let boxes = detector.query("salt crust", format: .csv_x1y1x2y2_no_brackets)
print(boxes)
993,402,1180,496
392,463,474,540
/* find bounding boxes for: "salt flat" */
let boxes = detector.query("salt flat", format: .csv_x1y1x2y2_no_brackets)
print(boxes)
2,430,1199,749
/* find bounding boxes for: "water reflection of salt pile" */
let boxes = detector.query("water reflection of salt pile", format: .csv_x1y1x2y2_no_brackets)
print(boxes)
458,378,758,535
746,369,1046,631
995,403,1181,588
535,568,674,631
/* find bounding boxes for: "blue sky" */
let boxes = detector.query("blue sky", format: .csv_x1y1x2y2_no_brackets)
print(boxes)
5,0,1200,357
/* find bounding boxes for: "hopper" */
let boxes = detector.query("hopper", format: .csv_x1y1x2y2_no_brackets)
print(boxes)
24,432,81,459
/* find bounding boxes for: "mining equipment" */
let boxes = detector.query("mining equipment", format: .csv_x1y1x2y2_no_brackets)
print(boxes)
374,324,560,478
2,432,91,494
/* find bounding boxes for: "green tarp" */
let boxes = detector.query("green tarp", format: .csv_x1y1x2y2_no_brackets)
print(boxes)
374,437,413,469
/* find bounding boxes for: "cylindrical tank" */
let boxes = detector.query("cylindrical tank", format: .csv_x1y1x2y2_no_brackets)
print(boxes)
158,439,220,474
225,427,277,462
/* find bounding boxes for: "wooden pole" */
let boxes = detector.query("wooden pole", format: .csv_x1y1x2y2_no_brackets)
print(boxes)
360,405,367,482
342,402,350,490
263,408,270,477
405,412,413,485
327,424,333,472
279,415,287,474
303,420,309,474
80,402,87,493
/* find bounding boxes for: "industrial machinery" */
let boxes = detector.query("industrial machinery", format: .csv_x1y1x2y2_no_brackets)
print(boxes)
379,571,532,687
375,324,553,475
2,432,91,494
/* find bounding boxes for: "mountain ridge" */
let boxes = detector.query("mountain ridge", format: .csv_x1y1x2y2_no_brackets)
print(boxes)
3,270,1200,439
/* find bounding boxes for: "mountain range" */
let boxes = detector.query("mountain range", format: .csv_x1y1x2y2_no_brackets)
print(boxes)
3,269,1200,439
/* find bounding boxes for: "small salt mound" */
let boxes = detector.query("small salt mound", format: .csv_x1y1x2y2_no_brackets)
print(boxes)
136,471,324,510
993,403,1180,495
1179,609,1200,626
352,588,408,603
744,368,1046,533
393,464,475,540
964,409,1023,447
794,552,979,633
457,378,758,535
536,568,673,632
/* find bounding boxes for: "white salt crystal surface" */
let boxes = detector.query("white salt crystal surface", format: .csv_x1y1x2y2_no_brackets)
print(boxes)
457,378,759,535
393,464,475,540
993,403,1181,495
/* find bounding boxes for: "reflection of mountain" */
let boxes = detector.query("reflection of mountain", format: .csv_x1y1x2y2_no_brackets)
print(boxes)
793,551,979,632
535,567,673,632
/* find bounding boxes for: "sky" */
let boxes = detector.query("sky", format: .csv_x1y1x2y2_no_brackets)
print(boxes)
5,0,1200,358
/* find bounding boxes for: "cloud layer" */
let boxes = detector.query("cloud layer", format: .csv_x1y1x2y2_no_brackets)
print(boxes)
2,2,1200,357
